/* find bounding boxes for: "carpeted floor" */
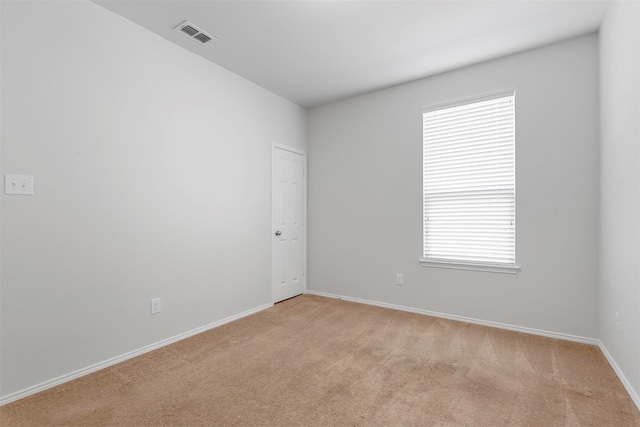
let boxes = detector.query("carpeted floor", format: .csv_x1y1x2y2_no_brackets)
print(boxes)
1,294,639,426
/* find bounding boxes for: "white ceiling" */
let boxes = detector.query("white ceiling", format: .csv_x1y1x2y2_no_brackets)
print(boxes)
92,0,609,108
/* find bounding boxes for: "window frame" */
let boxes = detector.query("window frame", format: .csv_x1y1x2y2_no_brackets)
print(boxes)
419,90,519,274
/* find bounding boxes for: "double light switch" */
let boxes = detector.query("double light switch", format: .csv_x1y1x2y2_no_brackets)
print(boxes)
4,174,34,195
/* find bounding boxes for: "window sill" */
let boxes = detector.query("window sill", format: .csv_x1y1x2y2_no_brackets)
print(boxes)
419,259,520,274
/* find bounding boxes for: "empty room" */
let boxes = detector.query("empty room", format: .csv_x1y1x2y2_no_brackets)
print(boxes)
1,0,639,425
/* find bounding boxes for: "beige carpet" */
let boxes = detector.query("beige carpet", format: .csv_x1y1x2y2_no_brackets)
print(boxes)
1,294,639,426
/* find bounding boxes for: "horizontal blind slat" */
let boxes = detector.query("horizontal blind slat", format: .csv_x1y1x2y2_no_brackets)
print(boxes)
424,122,514,141
424,109,513,130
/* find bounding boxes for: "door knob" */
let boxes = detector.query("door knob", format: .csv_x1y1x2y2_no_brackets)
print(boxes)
275,230,282,236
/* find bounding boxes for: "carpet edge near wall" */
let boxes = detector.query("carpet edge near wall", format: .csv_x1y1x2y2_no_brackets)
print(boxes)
305,289,640,411
598,341,640,410
0,303,274,406
2,291,639,414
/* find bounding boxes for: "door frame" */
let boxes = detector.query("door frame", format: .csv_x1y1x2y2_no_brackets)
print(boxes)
271,143,307,303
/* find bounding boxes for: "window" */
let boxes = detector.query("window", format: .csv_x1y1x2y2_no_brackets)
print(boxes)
421,91,518,273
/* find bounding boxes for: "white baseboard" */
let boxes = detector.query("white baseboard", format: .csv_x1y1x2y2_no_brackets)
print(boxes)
598,342,640,411
0,303,273,406
306,290,598,345
5,293,639,414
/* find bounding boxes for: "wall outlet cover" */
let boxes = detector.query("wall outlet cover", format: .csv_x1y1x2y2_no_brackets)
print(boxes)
151,298,161,314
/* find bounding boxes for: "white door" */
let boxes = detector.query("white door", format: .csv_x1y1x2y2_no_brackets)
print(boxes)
272,146,306,303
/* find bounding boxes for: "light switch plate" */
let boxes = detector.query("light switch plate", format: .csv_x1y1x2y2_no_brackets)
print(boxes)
5,174,34,195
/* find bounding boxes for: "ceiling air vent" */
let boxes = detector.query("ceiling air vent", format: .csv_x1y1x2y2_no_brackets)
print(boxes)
174,21,216,45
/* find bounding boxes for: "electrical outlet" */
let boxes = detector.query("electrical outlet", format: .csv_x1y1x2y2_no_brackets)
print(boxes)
396,273,404,285
151,298,161,315
615,311,621,333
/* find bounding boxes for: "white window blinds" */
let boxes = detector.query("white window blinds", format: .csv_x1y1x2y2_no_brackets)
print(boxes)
422,92,516,268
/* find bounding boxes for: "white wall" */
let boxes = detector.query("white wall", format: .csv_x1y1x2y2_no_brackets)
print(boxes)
308,35,600,338
599,1,640,401
0,0,307,398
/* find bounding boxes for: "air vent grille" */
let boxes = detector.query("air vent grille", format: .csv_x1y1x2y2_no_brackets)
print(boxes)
180,24,199,37
193,33,212,44
174,21,216,45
